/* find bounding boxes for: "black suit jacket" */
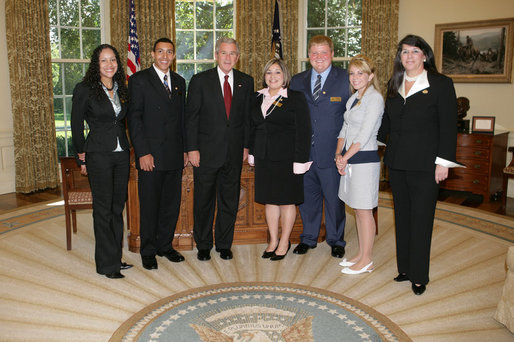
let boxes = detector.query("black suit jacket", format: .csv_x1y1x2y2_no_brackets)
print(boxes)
127,67,186,171
249,89,311,163
185,67,254,168
378,72,458,171
71,81,130,165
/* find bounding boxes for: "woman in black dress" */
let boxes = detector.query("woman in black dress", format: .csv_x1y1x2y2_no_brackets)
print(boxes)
249,58,312,261
71,44,132,279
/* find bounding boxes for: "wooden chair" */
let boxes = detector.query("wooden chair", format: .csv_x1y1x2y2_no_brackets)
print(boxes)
502,147,514,212
59,156,92,250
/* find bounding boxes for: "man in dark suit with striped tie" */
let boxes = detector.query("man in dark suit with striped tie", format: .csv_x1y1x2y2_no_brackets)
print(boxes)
127,38,187,270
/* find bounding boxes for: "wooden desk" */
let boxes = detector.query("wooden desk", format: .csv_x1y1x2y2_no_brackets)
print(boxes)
441,132,508,201
126,160,322,253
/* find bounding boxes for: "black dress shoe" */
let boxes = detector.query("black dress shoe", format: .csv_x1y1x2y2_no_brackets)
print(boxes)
120,262,133,270
217,248,233,260
293,243,315,255
158,250,185,263
105,271,124,279
197,249,211,261
141,255,158,270
394,273,409,282
412,283,426,295
270,242,291,261
331,245,345,258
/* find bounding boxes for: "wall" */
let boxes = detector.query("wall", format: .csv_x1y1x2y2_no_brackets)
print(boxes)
399,0,514,196
0,0,15,194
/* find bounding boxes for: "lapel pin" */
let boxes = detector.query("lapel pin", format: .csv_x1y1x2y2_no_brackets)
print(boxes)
422,90,428,94
174,86,178,90
238,84,242,87
322,91,326,94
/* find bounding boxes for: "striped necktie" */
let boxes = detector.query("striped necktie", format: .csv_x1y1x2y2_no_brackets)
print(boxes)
313,74,322,100
163,74,172,99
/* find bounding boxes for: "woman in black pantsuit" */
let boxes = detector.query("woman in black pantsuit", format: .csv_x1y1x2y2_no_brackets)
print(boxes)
248,58,312,261
378,35,460,295
71,44,132,279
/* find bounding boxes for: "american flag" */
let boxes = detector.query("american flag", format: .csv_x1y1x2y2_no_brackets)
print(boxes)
127,0,140,80
271,0,283,59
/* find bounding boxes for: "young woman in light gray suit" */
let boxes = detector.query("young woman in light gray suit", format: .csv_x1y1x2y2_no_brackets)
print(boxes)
335,55,384,275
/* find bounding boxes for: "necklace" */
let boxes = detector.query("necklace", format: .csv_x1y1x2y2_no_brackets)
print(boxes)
404,73,421,82
102,82,114,91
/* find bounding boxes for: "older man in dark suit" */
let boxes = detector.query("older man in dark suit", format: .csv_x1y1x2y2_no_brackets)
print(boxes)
290,35,350,258
127,38,187,270
185,37,254,261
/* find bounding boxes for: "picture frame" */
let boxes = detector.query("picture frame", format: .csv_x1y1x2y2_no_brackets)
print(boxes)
471,116,495,134
434,18,514,83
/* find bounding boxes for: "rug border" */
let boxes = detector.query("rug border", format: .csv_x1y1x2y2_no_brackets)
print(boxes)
109,281,412,342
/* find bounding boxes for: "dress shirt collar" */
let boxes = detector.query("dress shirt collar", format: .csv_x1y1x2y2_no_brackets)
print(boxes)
257,87,288,98
152,64,171,84
311,65,332,91
400,69,429,98
217,66,234,95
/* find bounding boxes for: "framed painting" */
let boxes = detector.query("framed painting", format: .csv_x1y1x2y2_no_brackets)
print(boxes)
434,18,514,83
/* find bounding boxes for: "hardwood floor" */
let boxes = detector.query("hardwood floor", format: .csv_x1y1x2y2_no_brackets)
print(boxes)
1,184,513,218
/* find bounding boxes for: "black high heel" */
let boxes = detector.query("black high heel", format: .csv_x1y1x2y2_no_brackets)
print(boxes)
262,242,279,259
270,241,291,261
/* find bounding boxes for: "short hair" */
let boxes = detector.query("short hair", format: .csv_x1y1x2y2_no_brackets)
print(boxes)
308,35,334,52
348,54,381,94
153,37,175,52
261,58,291,89
215,36,240,55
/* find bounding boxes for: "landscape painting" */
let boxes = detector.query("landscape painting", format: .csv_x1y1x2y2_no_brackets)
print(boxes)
434,18,514,83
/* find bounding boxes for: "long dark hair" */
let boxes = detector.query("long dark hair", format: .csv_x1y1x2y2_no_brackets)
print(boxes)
386,35,439,98
83,44,128,102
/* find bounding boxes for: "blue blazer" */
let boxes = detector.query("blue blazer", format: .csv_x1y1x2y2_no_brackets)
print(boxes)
290,66,350,168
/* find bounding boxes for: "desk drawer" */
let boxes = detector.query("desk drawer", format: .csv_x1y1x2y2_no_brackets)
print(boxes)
457,134,493,148
456,147,490,160
453,159,490,175
443,173,489,193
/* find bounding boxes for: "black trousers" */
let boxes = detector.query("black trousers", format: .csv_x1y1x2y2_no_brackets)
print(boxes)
193,160,242,250
86,151,129,274
388,167,440,285
138,168,183,257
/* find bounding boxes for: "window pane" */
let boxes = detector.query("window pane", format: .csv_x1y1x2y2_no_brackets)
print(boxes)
306,29,324,55
61,28,80,59
52,63,63,95
56,135,67,157
59,0,80,27
347,0,362,26
65,96,73,129
54,98,64,128
307,0,325,28
216,0,233,29
175,1,194,30
176,31,194,60
197,63,215,73
347,28,361,57
49,0,58,25
81,0,100,27
333,60,349,69
64,63,85,95
196,31,213,59
50,27,60,59
176,63,195,83
328,28,346,57
196,1,213,30
327,0,347,27
216,30,233,39
82,29,101,59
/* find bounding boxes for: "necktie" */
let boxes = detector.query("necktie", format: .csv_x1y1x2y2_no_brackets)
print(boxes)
163,74,172,99
313,74,322,100
223,75,232,118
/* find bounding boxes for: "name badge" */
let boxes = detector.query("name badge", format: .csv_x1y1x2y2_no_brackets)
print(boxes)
330,97,342,102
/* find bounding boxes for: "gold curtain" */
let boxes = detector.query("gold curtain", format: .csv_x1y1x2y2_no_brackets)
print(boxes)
5,0,59,193
110,0,175,71
361,0,399,95
237,0,298,89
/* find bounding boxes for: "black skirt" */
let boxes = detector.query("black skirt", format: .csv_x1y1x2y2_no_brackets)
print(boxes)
254,157,304,205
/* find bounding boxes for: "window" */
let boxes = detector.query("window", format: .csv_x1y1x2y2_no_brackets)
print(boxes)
49,0,104,157
175,0,235,83
300,0,362,70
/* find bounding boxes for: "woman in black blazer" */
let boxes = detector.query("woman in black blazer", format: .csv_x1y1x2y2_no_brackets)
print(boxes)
71,44,132,279
248,58,312,261
378,35,459,295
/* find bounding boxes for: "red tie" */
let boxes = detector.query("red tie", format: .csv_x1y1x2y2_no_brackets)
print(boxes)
223,75,232,119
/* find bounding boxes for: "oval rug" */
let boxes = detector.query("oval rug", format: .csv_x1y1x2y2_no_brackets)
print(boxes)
111,282,410,342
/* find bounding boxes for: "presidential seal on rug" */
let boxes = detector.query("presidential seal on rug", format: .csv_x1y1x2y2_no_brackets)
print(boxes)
111,282,410,342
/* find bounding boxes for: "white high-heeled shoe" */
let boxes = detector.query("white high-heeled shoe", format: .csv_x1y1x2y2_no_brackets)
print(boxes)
341,261,373,274
339,258,355,267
